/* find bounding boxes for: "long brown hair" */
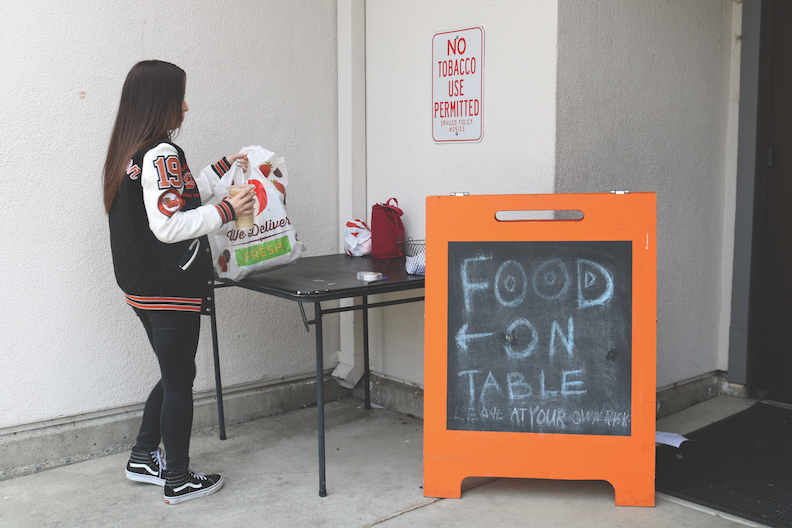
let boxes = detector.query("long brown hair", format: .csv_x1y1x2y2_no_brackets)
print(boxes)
103,60,186,213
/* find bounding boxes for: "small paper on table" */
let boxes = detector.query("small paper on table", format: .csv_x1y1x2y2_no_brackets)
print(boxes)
655,431,688,448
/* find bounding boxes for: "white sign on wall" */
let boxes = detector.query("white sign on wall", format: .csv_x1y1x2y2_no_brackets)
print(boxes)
432,26,484,143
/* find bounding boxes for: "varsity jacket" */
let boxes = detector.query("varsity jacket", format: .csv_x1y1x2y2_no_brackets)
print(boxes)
109,141,236,314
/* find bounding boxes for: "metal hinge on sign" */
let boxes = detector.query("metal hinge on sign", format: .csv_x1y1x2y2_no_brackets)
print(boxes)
767,148,775,168
610,190,630,195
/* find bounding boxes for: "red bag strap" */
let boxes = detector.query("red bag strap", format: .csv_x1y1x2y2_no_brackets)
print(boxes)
381,198,403,216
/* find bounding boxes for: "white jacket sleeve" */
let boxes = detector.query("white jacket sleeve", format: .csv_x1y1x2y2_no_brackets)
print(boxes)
141,143,229,244
194,158,232,205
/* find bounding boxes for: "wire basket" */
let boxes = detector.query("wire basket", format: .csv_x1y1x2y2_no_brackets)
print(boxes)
399,238,426,275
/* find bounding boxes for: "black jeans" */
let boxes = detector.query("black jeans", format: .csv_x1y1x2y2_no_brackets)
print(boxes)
132,307,200,473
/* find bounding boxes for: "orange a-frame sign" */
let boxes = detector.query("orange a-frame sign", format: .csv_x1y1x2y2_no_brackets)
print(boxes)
423,193,656,506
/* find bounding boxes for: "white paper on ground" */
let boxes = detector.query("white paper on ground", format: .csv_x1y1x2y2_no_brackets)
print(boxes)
655,431,688,448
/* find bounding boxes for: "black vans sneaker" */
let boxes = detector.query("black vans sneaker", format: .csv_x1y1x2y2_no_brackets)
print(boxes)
125,448,166,486
163,469,224,504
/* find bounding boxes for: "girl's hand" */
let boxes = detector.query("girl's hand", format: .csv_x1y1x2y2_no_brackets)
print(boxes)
228,153,249,172
227,185,255,217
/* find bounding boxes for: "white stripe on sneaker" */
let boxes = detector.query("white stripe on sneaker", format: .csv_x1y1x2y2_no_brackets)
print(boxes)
172,482,205,493
128,462,159,476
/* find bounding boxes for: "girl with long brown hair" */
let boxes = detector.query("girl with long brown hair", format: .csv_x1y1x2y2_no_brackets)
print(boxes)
104,60,254,504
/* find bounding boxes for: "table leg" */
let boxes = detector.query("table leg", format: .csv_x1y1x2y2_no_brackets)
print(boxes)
362,295,371,409
314,301,327,497
209,302,227,440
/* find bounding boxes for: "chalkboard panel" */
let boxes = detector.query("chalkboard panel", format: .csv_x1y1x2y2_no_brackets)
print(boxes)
447,240,632,436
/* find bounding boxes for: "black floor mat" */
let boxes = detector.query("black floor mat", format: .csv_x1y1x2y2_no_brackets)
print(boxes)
656,402,792,528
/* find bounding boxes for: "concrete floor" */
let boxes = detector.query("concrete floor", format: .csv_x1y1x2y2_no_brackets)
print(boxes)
0,395,771,528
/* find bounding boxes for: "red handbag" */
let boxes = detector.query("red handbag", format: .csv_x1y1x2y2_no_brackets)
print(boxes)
371,198,405,259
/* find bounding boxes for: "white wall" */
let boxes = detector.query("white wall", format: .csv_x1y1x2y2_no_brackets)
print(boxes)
364,1,559,386
555,0,740,387
0,0,340,430
0,0,744,431
365,0,741,391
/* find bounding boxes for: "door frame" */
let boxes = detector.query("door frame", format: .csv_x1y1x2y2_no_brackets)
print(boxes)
729,0,789,398
727,0,763,389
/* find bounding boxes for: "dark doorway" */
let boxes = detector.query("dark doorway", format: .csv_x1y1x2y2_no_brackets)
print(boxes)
748,0,792,403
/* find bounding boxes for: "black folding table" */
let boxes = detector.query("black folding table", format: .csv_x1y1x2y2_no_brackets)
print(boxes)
207,254,425,496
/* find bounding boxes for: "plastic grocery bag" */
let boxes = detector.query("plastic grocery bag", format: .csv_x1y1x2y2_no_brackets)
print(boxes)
405,250,426,275
344,219,372,256
209,145,303,281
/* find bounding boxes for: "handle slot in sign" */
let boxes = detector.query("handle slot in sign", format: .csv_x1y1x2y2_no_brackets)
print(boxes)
495,210,585,222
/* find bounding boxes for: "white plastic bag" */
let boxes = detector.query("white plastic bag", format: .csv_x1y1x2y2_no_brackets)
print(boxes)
405,250,426,275
344,219,372,257
209,145,303,281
